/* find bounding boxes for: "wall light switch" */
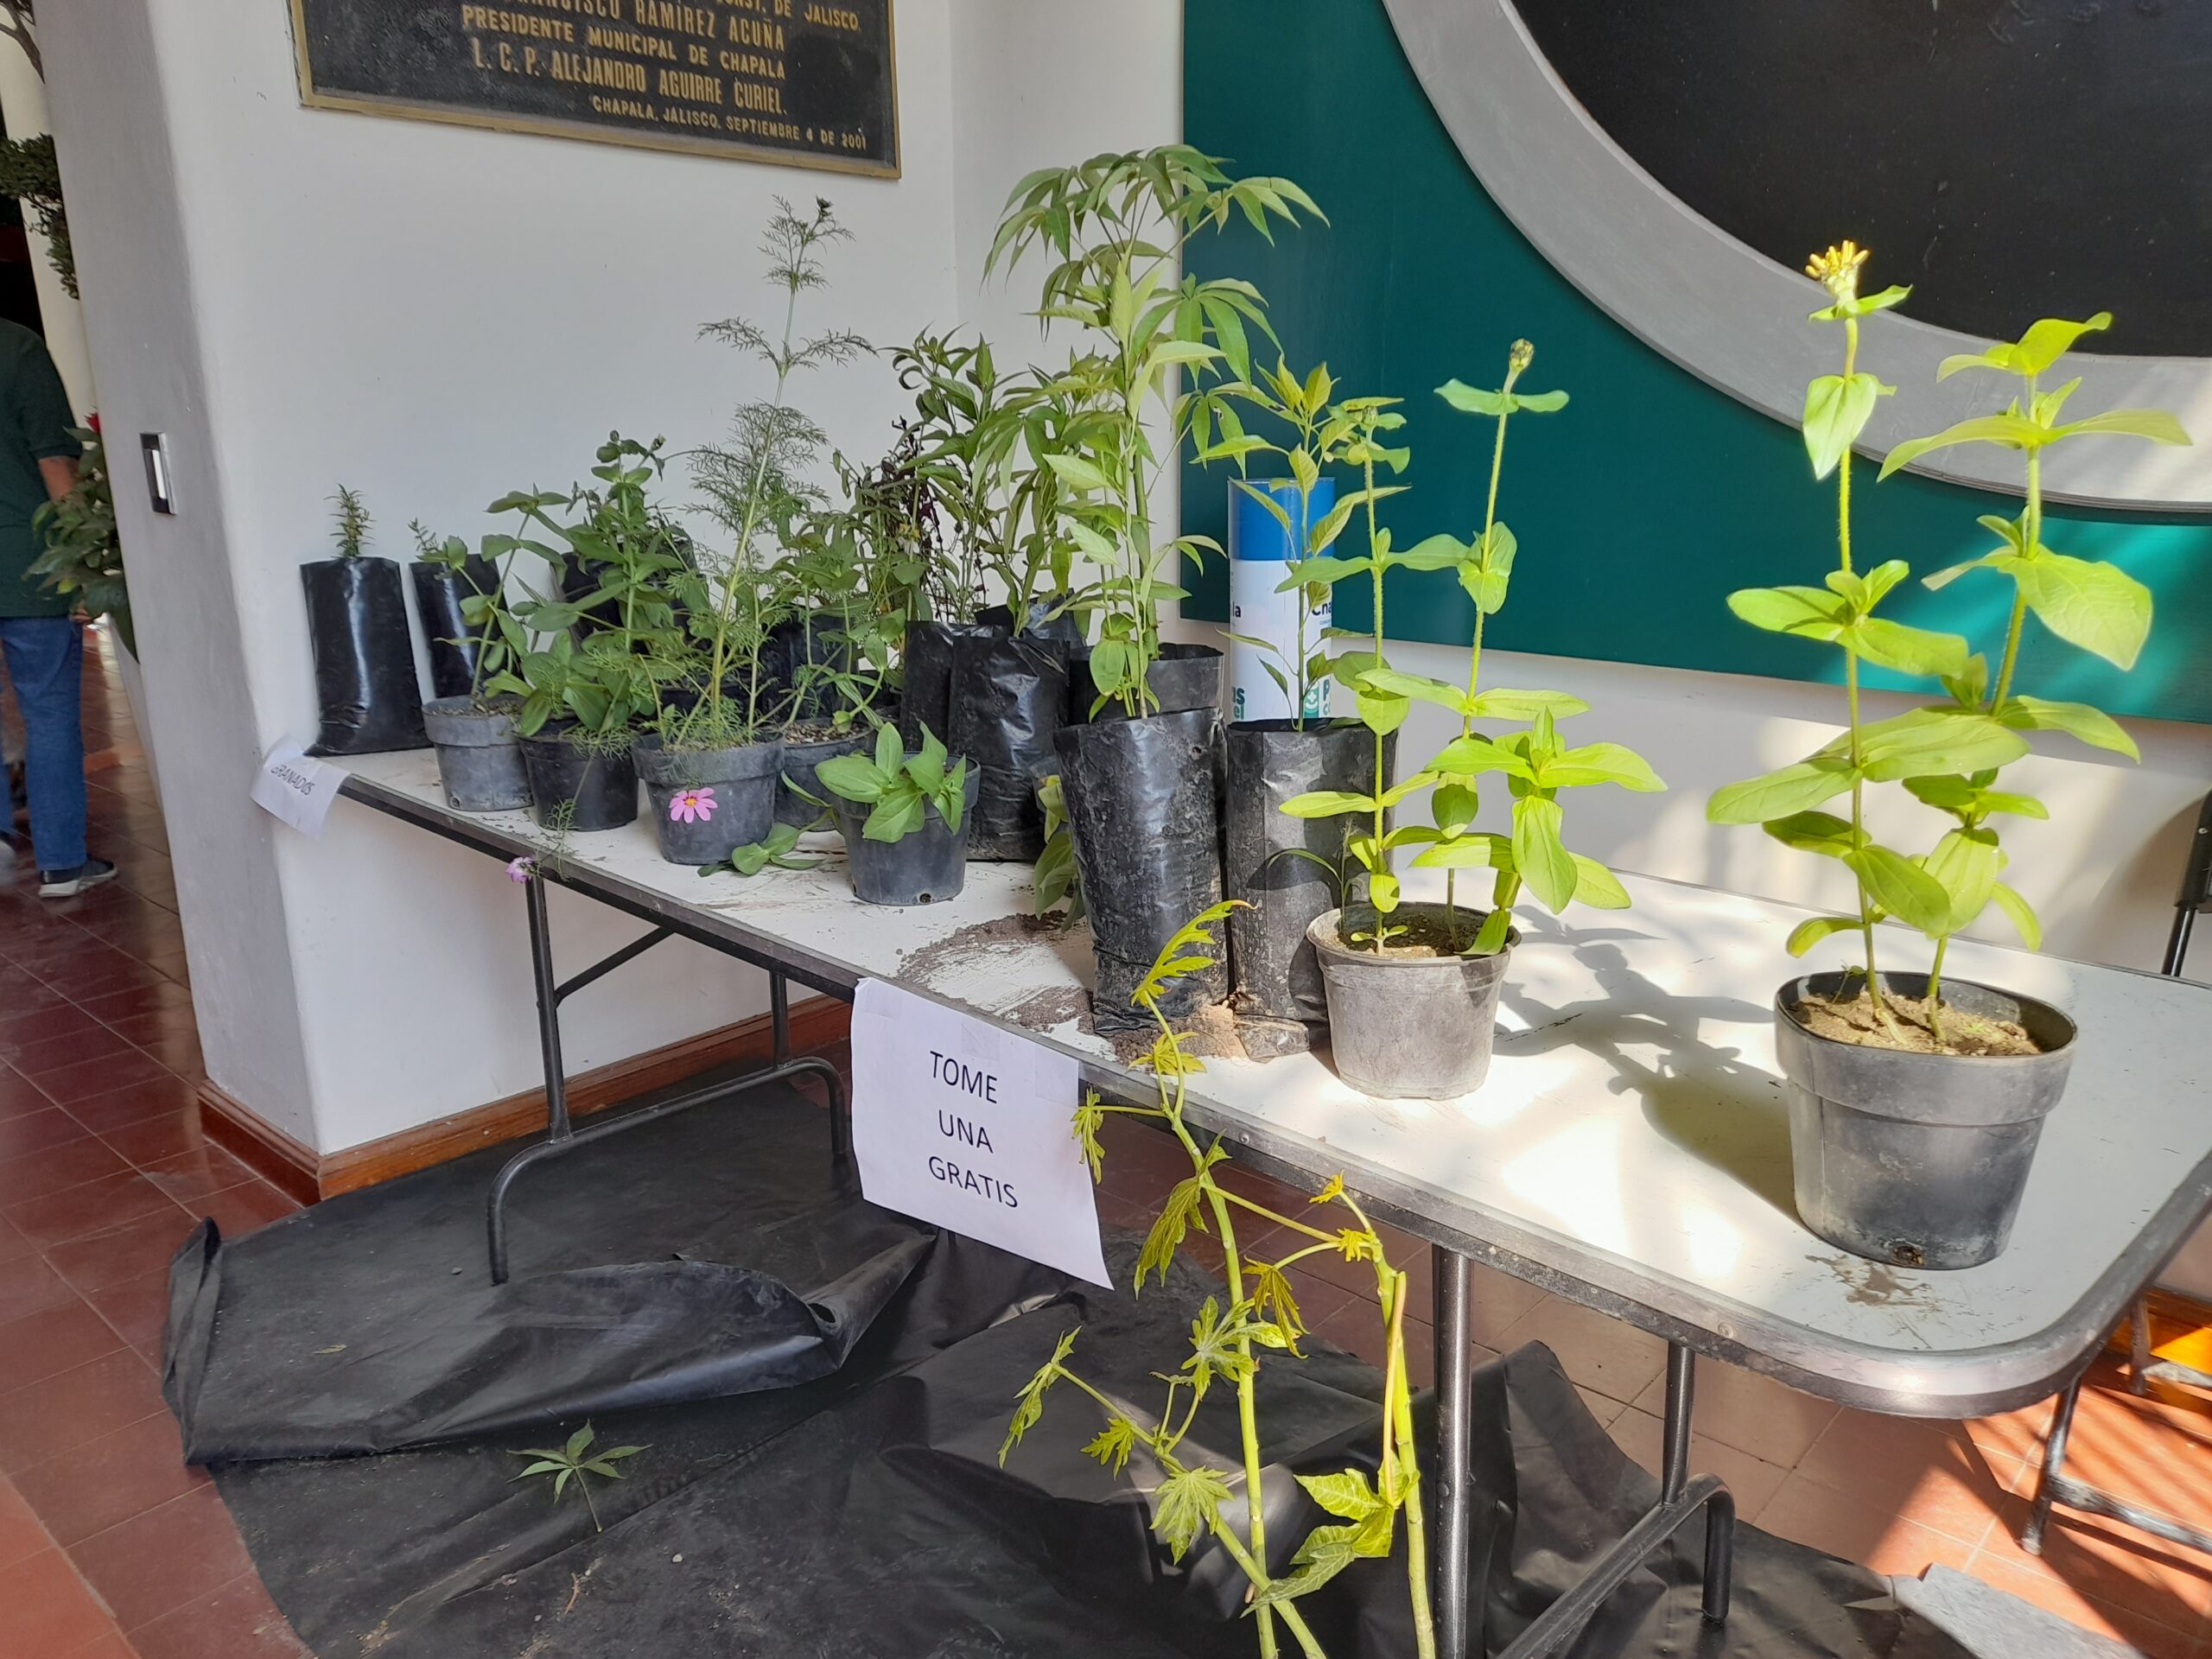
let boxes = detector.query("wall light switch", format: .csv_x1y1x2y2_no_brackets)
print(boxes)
140,433,175,515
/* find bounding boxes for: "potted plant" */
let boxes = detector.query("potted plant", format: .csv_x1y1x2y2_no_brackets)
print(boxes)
1208,362,1390,1053
988,145,1318,1028
301,486,429,756
416,509,532,814
29,420,130,656
814,723,978,905
407,518,501,702
653,199,866,865
1289,344,1662,1099
1711,245,2190,1268
884,330,1083,861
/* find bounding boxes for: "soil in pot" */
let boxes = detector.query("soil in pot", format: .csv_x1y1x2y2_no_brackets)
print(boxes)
423,696,531,813
518,728,639,832
633,734,785,866
1310,903,1516,1100
1224,720,1389,1056
409,556,499,701
1777,969,2076,1270
1054,705,1226,1032
835,766,982,906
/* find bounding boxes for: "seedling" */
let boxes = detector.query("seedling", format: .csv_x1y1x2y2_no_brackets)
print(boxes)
814,722,969,842
511,1424,644,1533
330,486,371,559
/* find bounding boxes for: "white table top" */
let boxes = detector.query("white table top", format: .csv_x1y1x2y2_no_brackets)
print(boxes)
340,749,2212,1416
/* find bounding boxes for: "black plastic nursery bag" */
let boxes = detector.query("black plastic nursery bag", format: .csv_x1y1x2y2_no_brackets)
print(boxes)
408,554,498,701
302,556,428,755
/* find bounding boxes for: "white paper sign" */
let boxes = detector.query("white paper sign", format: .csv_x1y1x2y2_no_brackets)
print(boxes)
850,978,1110,1287
251,744,346,837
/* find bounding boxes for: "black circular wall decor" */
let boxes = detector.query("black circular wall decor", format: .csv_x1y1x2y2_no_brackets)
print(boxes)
1380,0,2212,509
1515,1,2212,359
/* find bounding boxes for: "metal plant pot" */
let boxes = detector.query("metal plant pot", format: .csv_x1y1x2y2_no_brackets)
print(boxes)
423,696,531,814
1309,904,1516,1099
1777,970,2077,1271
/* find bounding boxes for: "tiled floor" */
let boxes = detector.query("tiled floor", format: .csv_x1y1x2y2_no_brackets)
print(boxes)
4,626,2211,1656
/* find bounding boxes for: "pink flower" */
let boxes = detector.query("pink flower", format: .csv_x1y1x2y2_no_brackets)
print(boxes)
670,786,718,824
505,855,536,883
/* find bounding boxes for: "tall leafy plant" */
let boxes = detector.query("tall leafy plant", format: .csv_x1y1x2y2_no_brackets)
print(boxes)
29,423,127,652
986,147,1319,715
1005,904,1437,1659
679,197,868,749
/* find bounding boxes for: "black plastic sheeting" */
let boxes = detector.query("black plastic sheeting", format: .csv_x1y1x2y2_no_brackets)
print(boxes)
169,1079,1971,1659
301,556,428,755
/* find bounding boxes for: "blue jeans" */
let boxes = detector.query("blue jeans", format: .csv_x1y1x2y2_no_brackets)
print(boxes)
0,617,86,872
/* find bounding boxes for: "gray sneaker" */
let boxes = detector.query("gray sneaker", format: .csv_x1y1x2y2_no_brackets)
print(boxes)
38,857,118,899
0,837,15,888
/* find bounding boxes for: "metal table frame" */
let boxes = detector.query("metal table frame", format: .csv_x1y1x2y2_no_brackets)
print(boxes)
339,767,2210,1658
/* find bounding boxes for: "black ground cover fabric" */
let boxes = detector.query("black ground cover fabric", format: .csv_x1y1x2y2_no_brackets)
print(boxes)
169,1072,1973,1658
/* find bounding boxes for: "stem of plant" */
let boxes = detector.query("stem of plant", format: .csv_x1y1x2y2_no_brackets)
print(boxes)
1362,448,1388,951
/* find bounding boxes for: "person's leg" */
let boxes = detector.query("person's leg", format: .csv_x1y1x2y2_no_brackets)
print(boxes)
0,617,88,874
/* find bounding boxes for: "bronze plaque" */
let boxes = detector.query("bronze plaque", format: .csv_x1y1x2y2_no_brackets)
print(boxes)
289,0,899,175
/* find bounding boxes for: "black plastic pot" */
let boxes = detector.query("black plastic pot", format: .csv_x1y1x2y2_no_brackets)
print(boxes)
422,696,531,814
1777,970,2076,1270
517,729,639,832
778,729,869,827
900,617,1071,861
409,556,499,702
770,616,857,724
302,557,428,756
834,766,982,906
1054,705,1226,1031
1224,721,1390,1047
632,734,785,866
1071,641,1224,721
1310,905,1516,1099
556,551,624,634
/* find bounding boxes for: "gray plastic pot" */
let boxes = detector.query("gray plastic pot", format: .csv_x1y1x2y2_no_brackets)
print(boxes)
777,729,868,828
1309,904,1516,1099
1777,970,2077,1271
1224,721,1390,1046
632,734,785,866
833,766,982,906
423,696,531,813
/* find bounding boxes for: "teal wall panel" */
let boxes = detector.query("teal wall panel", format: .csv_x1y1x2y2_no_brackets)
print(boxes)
1179,0,2212,724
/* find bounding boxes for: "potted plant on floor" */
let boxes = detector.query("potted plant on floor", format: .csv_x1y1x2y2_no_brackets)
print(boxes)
892,329,1083,861
1291,344,1663,1099
655,198,868,866
1713,245,2190,1268
416,506,534,813
1209,362,1391,1055
987,145,1319,1028
815,723,978,905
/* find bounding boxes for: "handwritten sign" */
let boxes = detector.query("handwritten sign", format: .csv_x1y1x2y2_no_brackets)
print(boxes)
251,745,347,837
288,0,899,175
849,979,1109,1287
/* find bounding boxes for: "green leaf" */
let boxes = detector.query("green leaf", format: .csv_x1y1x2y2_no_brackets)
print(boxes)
1514,388,1570,413
2056,408,2192,447
1727,584,1845,641
1082,1418,1138,1478
1707,755,1855,823
2010,551,2153,671
1924,826,2002,933
1786,915,1863,957
1570,855,1631,909
1280,789,1375,819
2013,313,2113,375
1511,796,1577,912
1466,687,1590,721
1999,695,2139,760
1762,810,1857,859
1367,868,1401,912
1393,532,1469,573
862,790,925,843
1843,845,1954,936
1852,709,2030,781
1153,1465,1233,1563
1434,378,1510,417
1846,616,1971,679
1043,451,1113,494
1354,684,1411,737
998,1328,1077,1468
1428,734,1529,780
1541,741,1664,792
1411,832,1510,871
1430,781,1479,837
1297,1469,1387,1522
1990,881,2043,950
1802,372,1885,480
1879,414,2050,480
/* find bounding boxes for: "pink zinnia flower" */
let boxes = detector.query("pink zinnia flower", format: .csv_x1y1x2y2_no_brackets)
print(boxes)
670,786,718,824
505,855,537,883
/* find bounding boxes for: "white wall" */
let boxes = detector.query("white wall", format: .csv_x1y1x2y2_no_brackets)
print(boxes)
46,0,966,1152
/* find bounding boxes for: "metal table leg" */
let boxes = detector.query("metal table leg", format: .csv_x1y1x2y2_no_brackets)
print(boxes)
1433,1245,1476,1659
1493,1340,1733,1659
486,880,832,1283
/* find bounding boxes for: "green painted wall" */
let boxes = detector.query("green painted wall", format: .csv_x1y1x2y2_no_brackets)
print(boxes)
1179,0,2212,724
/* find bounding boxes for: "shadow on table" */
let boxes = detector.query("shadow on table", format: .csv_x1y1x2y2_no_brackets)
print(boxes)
1495,918,1798,1221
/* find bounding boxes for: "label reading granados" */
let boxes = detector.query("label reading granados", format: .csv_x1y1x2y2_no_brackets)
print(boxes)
289,0,898,175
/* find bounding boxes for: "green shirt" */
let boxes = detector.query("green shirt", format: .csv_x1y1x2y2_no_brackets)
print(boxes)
0,321,83,619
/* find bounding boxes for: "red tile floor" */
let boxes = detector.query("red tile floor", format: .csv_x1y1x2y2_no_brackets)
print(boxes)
3,626,2210,1656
